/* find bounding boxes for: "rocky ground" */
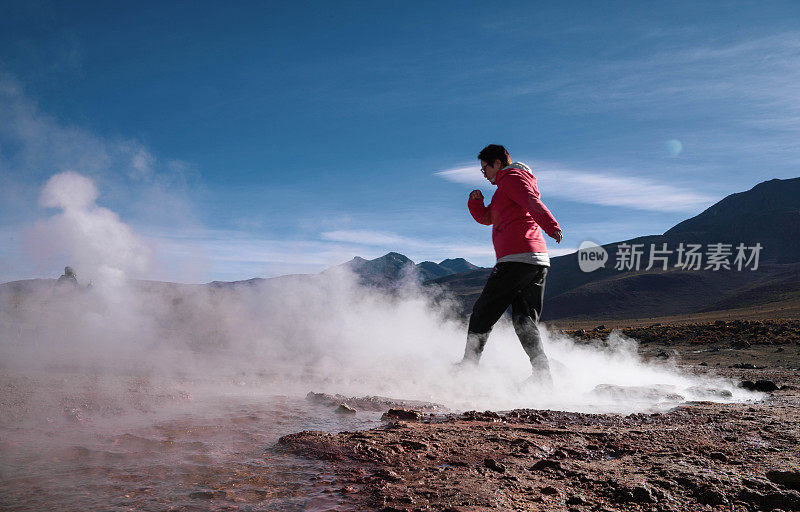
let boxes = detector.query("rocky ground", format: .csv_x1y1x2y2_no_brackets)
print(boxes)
563,319,800,348
279,336,800,512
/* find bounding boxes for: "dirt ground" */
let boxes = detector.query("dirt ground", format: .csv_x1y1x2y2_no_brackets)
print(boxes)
279,324,800,512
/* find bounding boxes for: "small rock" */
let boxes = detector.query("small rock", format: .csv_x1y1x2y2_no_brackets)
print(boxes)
732,363,759,369
741,380,779,392
336,403,356,414
631,485,656,503
461,410,502,421
656,351,670,359
531,459,563,471
382,408,423,421
708,451,728,462
595,325,606,331
541,486,559,495
699,362,708,366
484,458,506,473
754,380,780,392
766,470,800,491
374,469,402,482
566,494,586,505
400,440,428,450
576,329,586,336
695,486,726,505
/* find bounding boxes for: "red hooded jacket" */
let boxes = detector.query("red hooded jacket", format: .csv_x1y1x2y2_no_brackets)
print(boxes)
468,162,560,261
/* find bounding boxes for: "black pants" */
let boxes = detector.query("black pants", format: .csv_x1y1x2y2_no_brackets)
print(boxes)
464,262,549,368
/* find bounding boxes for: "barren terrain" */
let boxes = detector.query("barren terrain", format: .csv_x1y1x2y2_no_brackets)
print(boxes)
280,324,800,512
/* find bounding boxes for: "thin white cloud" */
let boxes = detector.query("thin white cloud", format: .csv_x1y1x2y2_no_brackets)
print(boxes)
321,229,494,260
136,226,495,283
434,162,715,213
493,31,800,169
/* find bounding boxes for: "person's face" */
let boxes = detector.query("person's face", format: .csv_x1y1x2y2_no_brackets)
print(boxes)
480,159,502,183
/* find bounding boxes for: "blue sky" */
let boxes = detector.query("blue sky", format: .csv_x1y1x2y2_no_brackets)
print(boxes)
2,1,800,283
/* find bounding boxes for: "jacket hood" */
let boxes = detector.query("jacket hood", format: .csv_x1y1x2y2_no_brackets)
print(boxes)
502,162,532,174
492,161,532,183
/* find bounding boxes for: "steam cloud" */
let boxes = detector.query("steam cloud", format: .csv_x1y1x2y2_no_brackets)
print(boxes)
0,172,759,416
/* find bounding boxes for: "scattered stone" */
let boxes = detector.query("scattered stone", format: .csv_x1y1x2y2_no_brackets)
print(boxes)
400,440,428,451
382,408,423,421
732,363,760,369
630,485,656,503
694,485,727,505
336,403,356,414
699,362,708,366
541,486,559,495
594,325,606,331
461,410,502,421
484,458,506,473
657,351,670,359
531,459,563,471
738,489,800,510
708,451,728,462
614,485,656,503
741,380,779,392
766,470,800,491
374,469,402,482
566,494,586,505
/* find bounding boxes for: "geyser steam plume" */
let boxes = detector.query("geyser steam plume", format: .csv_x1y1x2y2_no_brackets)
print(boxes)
0,172,760,414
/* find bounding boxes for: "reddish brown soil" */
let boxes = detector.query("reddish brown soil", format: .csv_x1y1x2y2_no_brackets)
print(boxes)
279,342,800,512
562,319,800,347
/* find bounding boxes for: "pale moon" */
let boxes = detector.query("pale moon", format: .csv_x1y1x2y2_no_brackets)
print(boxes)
666,139,683,157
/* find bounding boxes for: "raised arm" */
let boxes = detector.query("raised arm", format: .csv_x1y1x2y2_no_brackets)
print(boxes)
502,172,561,239
467,190,492,225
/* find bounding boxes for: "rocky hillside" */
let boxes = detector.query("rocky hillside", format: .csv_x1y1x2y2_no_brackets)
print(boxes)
426,177,800,322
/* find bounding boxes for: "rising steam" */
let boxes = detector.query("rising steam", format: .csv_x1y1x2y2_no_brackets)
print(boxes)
0,172,758,416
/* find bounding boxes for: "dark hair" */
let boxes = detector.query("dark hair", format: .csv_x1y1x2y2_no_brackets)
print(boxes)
478,144,510,166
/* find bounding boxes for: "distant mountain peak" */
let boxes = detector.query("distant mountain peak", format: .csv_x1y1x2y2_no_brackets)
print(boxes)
332,252,482,286
439,258,479,273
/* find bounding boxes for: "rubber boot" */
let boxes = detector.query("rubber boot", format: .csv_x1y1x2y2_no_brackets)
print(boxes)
454,331,490,368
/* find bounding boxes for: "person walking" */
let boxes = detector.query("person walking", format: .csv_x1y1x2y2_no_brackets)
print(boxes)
457,144,563,384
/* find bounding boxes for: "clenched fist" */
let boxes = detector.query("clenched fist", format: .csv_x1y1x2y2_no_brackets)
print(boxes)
469,190,484,201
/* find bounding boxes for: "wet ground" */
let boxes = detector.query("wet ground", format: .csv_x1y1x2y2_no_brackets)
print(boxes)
1,336,798,511
0,373,385,511
279,342,800,512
